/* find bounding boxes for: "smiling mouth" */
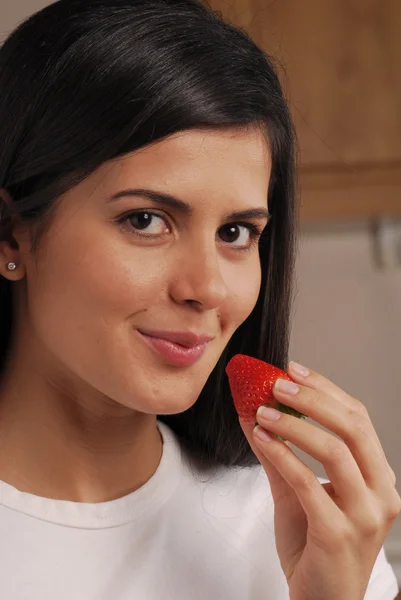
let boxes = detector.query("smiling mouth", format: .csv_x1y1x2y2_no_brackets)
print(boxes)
136,329,213,367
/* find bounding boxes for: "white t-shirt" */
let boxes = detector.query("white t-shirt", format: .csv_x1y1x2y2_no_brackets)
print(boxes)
0,421,398,600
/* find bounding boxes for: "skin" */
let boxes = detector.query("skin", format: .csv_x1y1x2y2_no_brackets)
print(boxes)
0,126,400,598
0,127,271,502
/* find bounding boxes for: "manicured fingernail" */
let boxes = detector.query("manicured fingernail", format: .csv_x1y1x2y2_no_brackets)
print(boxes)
275,378,300,395
257,405,281,421
289,361,310,377
253,425,273,443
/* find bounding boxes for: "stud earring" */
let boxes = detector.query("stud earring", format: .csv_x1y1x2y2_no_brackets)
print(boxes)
7,262,17,271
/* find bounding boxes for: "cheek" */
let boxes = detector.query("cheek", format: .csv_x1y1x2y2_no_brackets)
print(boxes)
39,233,165,310
224,257,262,327
25,230,168,365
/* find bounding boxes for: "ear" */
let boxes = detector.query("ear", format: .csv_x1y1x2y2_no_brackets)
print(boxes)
0,188,27,281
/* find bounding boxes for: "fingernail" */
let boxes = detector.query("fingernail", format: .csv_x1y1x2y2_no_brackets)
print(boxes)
289,361,310,377
257,405,281,421
275,378,300,395
253,425,273,443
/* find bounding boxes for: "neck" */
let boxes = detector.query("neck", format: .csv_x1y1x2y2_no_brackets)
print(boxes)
0,341,163,503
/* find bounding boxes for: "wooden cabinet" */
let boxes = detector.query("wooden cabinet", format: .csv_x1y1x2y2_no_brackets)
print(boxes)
210,0,401,220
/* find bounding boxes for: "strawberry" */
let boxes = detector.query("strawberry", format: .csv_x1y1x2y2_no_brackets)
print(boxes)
225,354,307,425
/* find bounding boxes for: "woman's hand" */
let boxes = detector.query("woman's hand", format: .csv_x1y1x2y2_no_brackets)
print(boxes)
239,361,401,600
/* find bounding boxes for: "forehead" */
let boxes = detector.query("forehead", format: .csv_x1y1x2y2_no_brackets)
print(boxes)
127,126,271,164
61,127,271,213
102,127,270,191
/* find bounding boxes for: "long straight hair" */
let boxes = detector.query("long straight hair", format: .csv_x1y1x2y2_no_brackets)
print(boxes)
0,0,298,468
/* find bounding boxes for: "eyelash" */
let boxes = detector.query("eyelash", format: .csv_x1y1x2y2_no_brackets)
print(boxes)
117,210,264,252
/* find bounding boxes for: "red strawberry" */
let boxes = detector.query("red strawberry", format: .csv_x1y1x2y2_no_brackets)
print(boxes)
225,354,307,423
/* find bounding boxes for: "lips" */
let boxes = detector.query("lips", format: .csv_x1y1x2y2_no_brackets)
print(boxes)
137,328,214,348
136,328,215,367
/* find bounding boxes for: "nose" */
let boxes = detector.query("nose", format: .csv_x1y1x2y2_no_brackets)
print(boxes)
169,244,228,310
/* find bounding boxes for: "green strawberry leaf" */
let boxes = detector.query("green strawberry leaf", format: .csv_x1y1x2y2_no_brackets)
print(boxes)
276,401,308,420
253,404,308,443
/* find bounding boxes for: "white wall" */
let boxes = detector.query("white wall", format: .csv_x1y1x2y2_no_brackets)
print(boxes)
1,1,52,42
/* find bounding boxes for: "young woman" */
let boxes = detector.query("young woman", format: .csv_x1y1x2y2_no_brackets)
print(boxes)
0,0,399,598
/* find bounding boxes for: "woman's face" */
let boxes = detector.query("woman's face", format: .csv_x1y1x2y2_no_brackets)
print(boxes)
14,128,271,415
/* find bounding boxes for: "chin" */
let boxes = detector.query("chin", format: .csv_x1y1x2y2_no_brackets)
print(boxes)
93,341,223,416
108,368,207,416
119,389,199,417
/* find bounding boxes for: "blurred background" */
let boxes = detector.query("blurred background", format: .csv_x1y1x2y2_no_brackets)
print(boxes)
2,0,401,588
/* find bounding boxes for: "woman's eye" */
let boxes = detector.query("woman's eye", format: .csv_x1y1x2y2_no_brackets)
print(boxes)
218,223,259,248
119,213,261,248
123,211,170,236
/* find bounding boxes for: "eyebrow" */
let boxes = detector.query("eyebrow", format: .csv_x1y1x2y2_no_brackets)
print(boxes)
107,188,270,221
